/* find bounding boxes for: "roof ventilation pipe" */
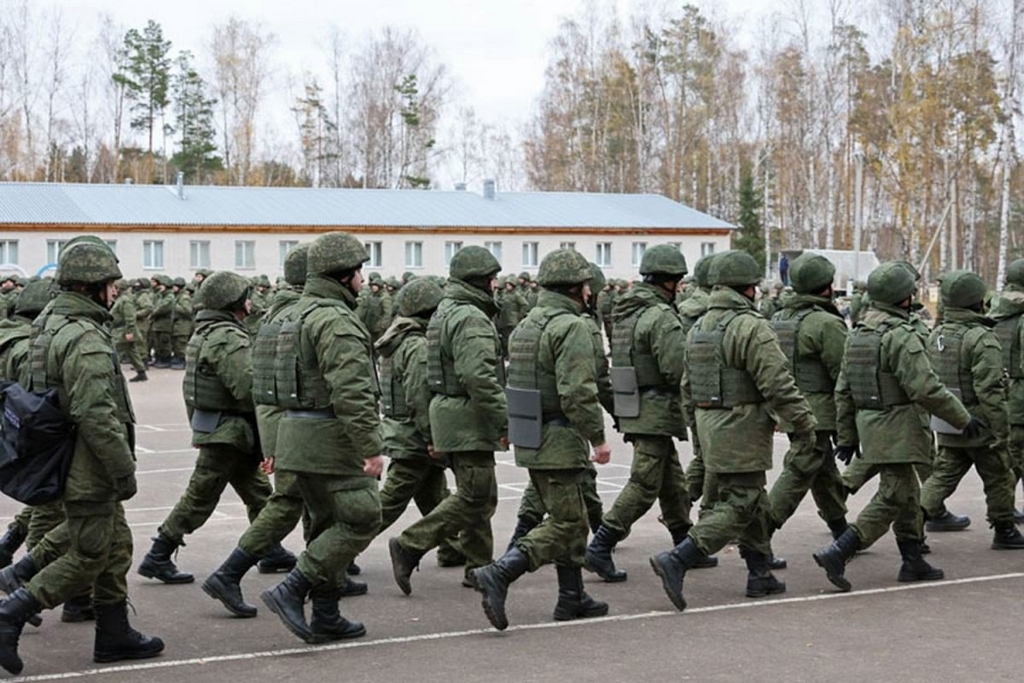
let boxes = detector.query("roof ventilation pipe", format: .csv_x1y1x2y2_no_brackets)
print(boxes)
483,178,495,200
454,182,467,191
177,171,185,200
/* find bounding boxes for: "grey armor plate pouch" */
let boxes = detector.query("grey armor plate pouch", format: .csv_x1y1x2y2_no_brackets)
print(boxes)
611,366,641,418
190,409,221,434
506,386,543,448
930,388,964,435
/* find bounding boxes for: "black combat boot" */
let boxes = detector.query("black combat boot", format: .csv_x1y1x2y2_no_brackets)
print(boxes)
61,593,95,623
0,525,26,569
740,547,786,598
260,569,317,643
0,554,36,595
670,526,718,568
347,562,362,576
827,518,849,540
137,534,194,584
202,548,259,617
991,522,1024,550
924,507,971,532
506,516,539,553
588,513,603,536
0,588,42,674
896,539,944,582
128,371,148,383
813,527,861,592
767,553,788,570
310,591,366,641
257,544,297,574
649,537,706,611
338,577,368,597
388,538,424,596
92,601,165,663
584,525,627,582
552,565,608,622
469,547,529,630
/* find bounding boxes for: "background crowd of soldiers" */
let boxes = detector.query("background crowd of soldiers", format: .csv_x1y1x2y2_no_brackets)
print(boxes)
0,238,1023,674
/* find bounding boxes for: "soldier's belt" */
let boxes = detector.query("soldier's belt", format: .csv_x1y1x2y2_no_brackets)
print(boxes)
285,409,335,420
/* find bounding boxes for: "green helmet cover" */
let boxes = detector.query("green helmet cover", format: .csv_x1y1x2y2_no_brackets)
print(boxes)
200,271,250,311
867,262,917,305
639,244,688,277
789,253,836,294
308,232,370,276
940,270,987,308
537,248,591,287
709,250,761,287
450,245,501,281
397,278,444,317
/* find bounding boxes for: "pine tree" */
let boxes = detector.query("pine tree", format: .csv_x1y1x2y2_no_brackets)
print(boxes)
734,167,766,268
113,20,172,155
170,51,222,183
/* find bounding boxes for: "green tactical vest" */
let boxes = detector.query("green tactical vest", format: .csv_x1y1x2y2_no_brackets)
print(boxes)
846,322,911,410
928,324,980,408
611,303,670,389
380,332,422,420
183,321,252,413
688,310,764,409
507,308,571,420
994,315,1024,380
274,300,350,411
772,307,834,394
252,315,285,406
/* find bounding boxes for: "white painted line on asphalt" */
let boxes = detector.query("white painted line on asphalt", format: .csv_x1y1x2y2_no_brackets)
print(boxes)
10,571,1023,682
136,467,196,476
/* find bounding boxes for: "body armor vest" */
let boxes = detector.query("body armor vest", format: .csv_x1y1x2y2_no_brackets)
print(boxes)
994,315,1024,379
251,300,300,407
928,324,980,407
688,310,764,409
772,307,834,394
381,332,422,420
183,321,251,413
275,300,357,411
507,309,571,420
846,322,911,410
611,303,670,389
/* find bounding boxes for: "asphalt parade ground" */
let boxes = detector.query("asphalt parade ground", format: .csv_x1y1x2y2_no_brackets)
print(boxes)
1,368,1021,683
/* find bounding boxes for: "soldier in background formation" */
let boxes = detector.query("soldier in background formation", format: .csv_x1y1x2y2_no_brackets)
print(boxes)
110,279,147,382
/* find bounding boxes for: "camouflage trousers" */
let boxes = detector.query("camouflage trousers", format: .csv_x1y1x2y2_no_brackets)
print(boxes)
238,469,307,557
515,469,589,570
115,337,146,374
517,461,603,531
687,472,772,557
135,323,150,362
151,329,172,362
159,444,273,545
603,436,691,537
5,501,66,551
294,474,380,595
171,334,190,362
684,436,720,518
850,464,923,548
769,431,847,530
398,451,497,572
26,501,132,609
844,452,934,493
1009,426,1024,481
921,444,1017,526
378,457,463,564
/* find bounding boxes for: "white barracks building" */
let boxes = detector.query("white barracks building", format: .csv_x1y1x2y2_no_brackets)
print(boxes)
0,181,733,280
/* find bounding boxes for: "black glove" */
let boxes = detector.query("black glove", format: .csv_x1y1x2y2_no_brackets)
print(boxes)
114,474,138,501
833,445,858,465
963,416,987,438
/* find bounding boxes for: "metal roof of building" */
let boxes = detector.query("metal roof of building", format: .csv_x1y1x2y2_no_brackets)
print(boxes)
0,182,733,230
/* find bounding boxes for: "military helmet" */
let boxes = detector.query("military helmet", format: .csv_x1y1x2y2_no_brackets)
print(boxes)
893,260,922,283
537,248,591,287
790,253,836,294
369,272,384,284
518,271,530,281
58,236,119,264
200,271,250,311
693,253,719,289
708,250,761,287
587,262,606,291
307,232,369,276
256,274,271,288
283,243,310,286
450,245,501,281
402,271,415,284
867,262,917,305
397,278,444,317
57,242,122,285
15,280,53,315
1006,258,1024,287
156,274,173,287
172,276,186,288
940,270,987,308
639,245,688,277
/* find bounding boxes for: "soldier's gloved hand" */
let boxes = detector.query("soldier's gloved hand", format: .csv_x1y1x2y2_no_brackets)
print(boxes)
114,474,138,501
963,416,987,438
833,445,858,465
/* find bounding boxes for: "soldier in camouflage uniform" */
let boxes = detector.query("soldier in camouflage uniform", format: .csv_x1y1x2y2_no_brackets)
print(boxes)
991,259,1024,519
357,272,394,344
0,276,17,319
471,249,611,631
132,278,153,367
767,253,849,539
597,278,615,344
496,276,528,359
650,250,816,611
260,233,383,644
389,246,506,594
137,271,284,585
586,245,703,583
110,279,147,382
813,262,980,593
149,275,174,367
848,281,868,324
169,277,193,369
919,271,1024,549
0,241,163,675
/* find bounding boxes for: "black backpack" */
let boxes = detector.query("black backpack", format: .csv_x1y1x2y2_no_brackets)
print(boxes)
0,380,75,505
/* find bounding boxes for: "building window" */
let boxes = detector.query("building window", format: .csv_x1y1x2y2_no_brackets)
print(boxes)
405,241,423,268
485,241,503,264
364,241,383,268
235,240,256,270
0,240,18,265
631,242,647,267
104,240,118,255
143,240,164,270
46,240,68,264
444,241,463,266
190,241,210,269
559,241,576,251
279,240,299,267
701,242,716,256
595,242,612,267
522,241,539,268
